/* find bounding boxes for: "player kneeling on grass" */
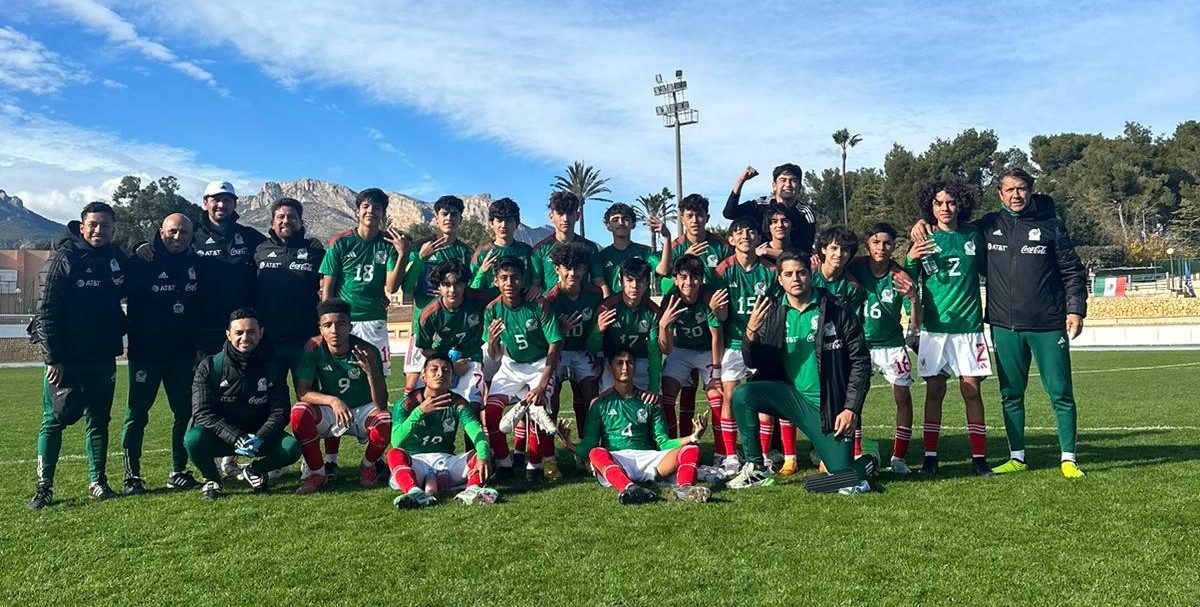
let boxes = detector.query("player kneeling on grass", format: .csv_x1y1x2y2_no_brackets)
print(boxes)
388,353,496,508
558,348,710,504
290,298,391,494
185,308,301,500
727,250,873,494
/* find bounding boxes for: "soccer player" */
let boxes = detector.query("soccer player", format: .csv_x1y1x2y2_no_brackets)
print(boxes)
847,223,921,474
543,242,605,438
713,216,780,476
121,213,202,495
397,195,474,389
320,188,406,376
591,257,681,392
470,197,533,301
289,298,391,494
387,353,497,508
185,309,301,500
596,202,666,294
906,178,994,477
255,197,325,386
415,259,491,406
482,256,564,480
756,207,792,265
528,191,604,298
27,202,127,508
659,254,728,438
724,164,817,257
558,348,711,504
726,250,872,494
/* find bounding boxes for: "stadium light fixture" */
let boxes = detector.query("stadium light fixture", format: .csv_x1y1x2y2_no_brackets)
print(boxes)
652,69,698,232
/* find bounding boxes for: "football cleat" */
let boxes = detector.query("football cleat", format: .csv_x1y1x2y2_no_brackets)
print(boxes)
779,458,799,476
359,462,381,488
1061,461,1086,479
696,465,725,484
498,402,529,434
455,485,500,505
992,459,1029,475
720,455,742,479
766,449,785,469
323,461,340,478
837,480,872,495
542,459,562,482
970,457,995,477
524,466,541,483
167,470,201,490
889,458,912,475
89,481,117,501
394,487,437,509
218,456,242,480
27,484,53,510
240,466,270,491
123,476,146,496
200,480,223,501
918,455,939,476
616,485,659,505
727,462,774,490
527,404,558,435
266,466,289,482
857,452,881,477
296,472,327,495
669,485,712,503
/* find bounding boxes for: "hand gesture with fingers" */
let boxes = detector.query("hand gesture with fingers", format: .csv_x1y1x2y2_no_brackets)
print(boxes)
556,419,577,451
419,236,449,258
647,216,671,243
386,227,409,256
746,296,774,335
486,319,505,347
685,240,709,257
690,409,709,443
596,307,618,332
418,392,455,416
351,343,378,373
659,295,686,330
478,249,498,275
560,311,584,335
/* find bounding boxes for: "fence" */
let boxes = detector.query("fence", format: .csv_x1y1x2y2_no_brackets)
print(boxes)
1094,257,1199,296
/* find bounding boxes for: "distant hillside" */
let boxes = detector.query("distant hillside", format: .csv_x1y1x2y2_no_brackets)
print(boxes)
0,190,64,248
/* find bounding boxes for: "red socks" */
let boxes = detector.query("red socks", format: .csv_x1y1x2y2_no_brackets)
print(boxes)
923,421,941,456
675,444,700,486
364,413,391,464
482,396,511,461
290,403,325,472
589,447,632,491
893,425,912,460
386,448,416,493
780,420,797,457
967,422,987,458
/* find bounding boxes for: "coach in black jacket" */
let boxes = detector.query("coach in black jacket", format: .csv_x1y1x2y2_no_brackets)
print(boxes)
27,202,127,508
724,164,817,257
191,181,267,355
253,197,325,380
184,308,300,500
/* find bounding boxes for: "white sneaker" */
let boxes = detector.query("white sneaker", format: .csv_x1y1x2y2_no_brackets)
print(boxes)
527,404,557,434
727,462,774,490
837,480,872,495
889,457,911,475
498,401,528,434
455,486,500,505
720,456,742,479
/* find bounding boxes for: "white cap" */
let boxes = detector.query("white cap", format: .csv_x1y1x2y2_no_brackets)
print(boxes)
203,181,236,198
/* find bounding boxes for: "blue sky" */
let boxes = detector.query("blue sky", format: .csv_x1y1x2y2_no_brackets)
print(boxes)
1,0,1198,237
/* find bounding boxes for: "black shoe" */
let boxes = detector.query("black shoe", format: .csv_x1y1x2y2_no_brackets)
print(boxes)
856,453,881,478
512,453,526,472
374,459,388,483
123,477,146,496
494,466,514,481
617,485,659,505
27,484,53,510
324,461,340,478
524,467,541,483
200,480,222,501
89,481,117,501
240,466,269,492
167,470,201,490
970,457,995,477
918,455,939,476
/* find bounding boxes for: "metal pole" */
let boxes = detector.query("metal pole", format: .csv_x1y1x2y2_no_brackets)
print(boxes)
670,90,684,234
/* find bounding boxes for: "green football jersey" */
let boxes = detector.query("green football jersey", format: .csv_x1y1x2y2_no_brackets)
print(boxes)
848,260,914,349
596,243,659,294
529,234,603,291
591,295,661,359
390,389,489,459
667,234,733,287
908,225,985,334
812,264,866,312
662,286,720,350
469,240,533,299
482,297,563,364
294,335,383,407
415,291,491,361
782,294,822,406
576,388,680,461
319,230,399,321
543,283,605,352
716,256,781,349
401,237,474,312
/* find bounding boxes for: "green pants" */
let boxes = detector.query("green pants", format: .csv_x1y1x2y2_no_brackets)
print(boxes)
36,360,117,485
121,359,195,478
273,341,306,397
732,381,865,479
184,426,301,483
991,327,1077,454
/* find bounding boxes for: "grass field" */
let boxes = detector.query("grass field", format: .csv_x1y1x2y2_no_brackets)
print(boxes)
3,350,1200,606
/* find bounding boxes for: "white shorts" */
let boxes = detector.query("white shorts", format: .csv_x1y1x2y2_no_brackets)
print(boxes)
917,331,991,378
599,358,650,392
663,347,717,388
351,320,391,376
719,348,754,383
310,402,384,444
558,350,600,383
595,448,670,486
491,356,556,402
388,451,473,489
870,346,914,387
409,361,486,404
401,334,425,375
482,349,502,381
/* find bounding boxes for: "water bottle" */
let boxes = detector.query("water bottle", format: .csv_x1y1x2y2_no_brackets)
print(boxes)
448,348,462,383
921,242,941,276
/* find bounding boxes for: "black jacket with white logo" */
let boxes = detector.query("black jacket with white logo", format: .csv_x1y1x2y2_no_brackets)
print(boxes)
29,222,127,364
976,195,1088,332
192,342,289,445
193,214,266,331
126,234,200,362
254,228,325,346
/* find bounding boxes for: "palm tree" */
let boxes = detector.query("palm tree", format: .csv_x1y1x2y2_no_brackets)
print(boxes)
552,161,611,239
634,187,677,253
832,128,863,224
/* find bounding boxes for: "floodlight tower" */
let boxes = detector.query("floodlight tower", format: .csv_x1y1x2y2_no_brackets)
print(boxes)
653,69,698,229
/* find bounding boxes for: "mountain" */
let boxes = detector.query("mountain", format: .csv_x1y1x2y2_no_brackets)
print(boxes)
237,179,551,245
0,190,65,248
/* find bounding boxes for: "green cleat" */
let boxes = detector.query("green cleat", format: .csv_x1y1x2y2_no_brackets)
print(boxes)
991,459,1028,475
1061,461,1085,479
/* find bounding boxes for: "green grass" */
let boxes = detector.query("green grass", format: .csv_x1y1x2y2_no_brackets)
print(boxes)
3,351,1200,606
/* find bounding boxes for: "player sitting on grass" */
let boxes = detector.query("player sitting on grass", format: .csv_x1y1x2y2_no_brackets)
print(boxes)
388,353,497,508
558,348,710,504
906,179,994,477
543,242,605,439
289,298,391,494
591,257,681,392
482,256,564,481
186,308,301,500
727,250,873,493
659,254,728,438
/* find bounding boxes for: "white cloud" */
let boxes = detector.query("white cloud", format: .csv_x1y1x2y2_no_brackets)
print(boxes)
36,0,229,96
0,26,88,94
0,108,255,222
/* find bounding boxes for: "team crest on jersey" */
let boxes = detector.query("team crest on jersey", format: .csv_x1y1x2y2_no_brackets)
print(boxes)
348,367,362,380
811,317,820,331
110,258,121,272
173,303,185,315
1028,228,1041,241
964,241,976,256
257,378,268,391
881,288,895,303
638,319,650,332
375,250,387,264
581,308,594,321
823,321,837,336
467,314,480,327
707,254,718,266
637,408,648,423
525,318,538,330
753,282,766,296
442,416,457,432
298,249,308,260
188,267,196,280
694,310,706,323
234,234,244,245
135,370,147,383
